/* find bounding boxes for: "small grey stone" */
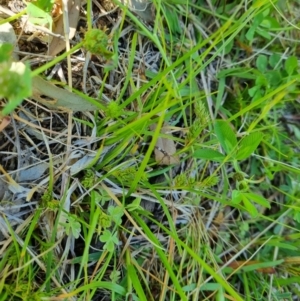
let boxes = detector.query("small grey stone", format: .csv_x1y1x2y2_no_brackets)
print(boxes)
0,21,19,60
120,0,154,23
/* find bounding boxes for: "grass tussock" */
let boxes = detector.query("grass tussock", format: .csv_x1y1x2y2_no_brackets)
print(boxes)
0,0,300,300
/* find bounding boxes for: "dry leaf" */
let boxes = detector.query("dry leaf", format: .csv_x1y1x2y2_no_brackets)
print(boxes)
228,260,276,274
0,116,11,132
48,0,80,56
32,76,100,111
18,162,49,182
150,122,179,165
0,176,8,200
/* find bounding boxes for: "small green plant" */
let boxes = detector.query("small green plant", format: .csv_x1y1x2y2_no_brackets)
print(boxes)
29,0,55,13
106,101,122,118
194,120,263,163
249,54,298,100
99,229,119,252
93,205,124,251
0,44,32,115
83,28,114,59
245,8,280,42
126,197,143,212
107,206,124,226
1,1,299,300
41,190,59,210
82,169,96,188
111,166,148,186
194,120,269,216
60,213,82,239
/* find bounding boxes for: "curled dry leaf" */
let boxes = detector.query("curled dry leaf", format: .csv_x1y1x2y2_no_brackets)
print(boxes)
48,0,81,56
150,122,180,165
0,116,11,132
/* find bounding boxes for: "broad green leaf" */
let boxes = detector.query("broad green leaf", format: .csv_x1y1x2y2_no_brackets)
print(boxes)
265,70,282,86
182,284,197,292
69,219,81,239
193,149,226,162
255,74,268,87
38,278,127,296
244,192,270,208
235,132,263,160
245,26,255,41
253,12,265,26
108,206,124,225
256,55,268,73
248,85,259,97
60,215,81,239
266,241,298,250
241,260,283,272
293,211,300,223
243,196,258,217
277,277,300,287
126,198,142,212
33,0,55,12
26,2,52,28
0,43,13,62
100,230,119,252
199,283,222,291
163,6,181,35
215,38,234,56
256,28,271,40
269,53,281,69
100,229,112,242
231,190,242,204
285,56,298,76
260,17,280,29
214,120,237,155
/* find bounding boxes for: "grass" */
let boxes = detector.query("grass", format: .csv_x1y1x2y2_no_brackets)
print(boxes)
0,0,300,300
